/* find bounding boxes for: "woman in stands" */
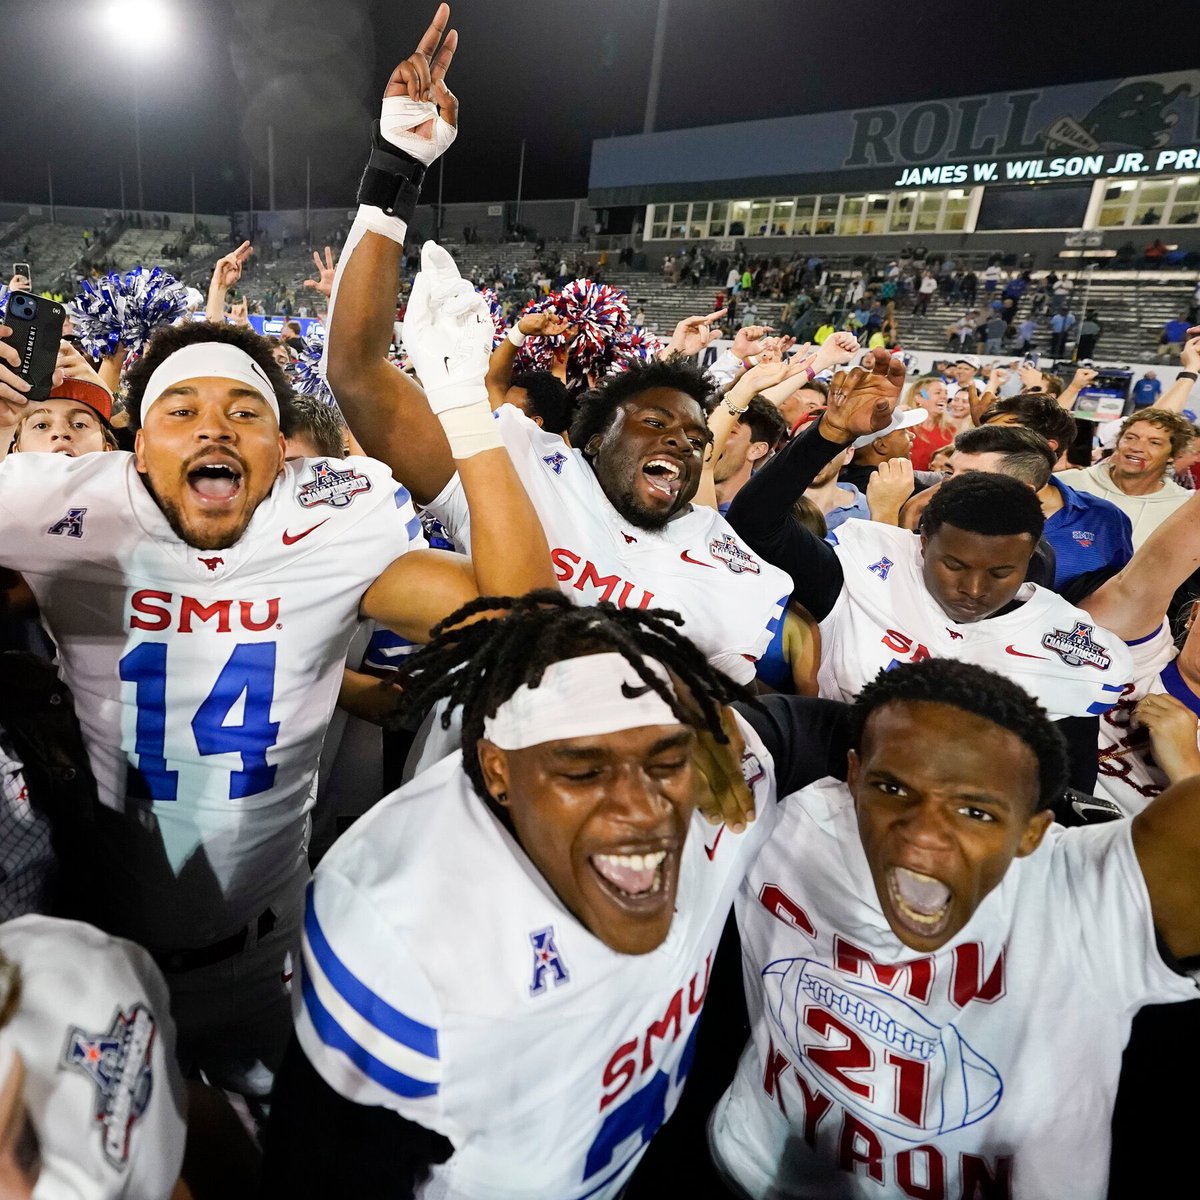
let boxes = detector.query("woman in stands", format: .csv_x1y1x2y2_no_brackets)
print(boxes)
903,374,955,470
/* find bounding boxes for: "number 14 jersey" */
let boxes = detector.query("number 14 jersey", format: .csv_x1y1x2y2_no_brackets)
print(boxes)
0,451,422,950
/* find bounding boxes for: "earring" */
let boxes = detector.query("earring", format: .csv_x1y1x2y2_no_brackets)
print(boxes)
496,791,507,803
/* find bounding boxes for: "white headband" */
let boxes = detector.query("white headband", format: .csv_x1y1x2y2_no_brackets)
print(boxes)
482,653,680,750
140,343,280,425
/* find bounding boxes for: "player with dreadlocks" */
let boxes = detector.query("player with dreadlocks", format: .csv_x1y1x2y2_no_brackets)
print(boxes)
262,589,861,1199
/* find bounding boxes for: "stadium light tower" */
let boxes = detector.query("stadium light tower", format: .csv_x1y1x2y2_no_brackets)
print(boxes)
103,0,175,212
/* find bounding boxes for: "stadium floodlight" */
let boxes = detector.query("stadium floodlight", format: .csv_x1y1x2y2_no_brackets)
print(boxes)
101,1,175,212
104,0,175,48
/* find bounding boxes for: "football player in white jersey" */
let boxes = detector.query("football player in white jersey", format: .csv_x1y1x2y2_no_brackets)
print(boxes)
707,658,1200,1199
259,590,822,1200
0,55,552,1099
322,10,791,689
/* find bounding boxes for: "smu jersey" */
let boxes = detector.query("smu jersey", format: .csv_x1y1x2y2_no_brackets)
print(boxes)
1094,622,1184,816
0,915,187,1199
295,718,776,1200
0,451,424,948
818,522,1132,720
425,406,792,684
710,778,1197,1200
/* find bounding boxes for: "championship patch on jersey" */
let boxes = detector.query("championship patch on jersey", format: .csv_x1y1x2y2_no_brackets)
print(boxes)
709,533,760,575
542,451,568,475
1072,529,1096,549
529,926,570,996
296,460,373,509
62,1003,156,1170
1041,621,1112,669
47,507,87,538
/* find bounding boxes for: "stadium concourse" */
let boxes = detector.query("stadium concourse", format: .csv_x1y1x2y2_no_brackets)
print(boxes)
6,7,1200,1199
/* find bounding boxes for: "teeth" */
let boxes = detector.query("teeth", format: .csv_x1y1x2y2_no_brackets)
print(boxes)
645,459,680,480
594,851,666,872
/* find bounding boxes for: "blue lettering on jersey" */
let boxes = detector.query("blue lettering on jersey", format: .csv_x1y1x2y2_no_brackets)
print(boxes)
47,506,87,538
543,451,568,475
529,925,570,996
868,556,894,580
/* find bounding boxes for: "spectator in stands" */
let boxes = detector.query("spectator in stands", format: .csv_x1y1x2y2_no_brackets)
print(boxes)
713,397,787,514
1133,370,1163,408
912,270,937,316
985,310,1008,354
961,268,978,307
1058,409,1194,547
1016,314,1038,351
983,262,1003,295
1077,309,1103,360
903,376,956,471
1050,308,1076,358
1159,314,1191,358
1144,238,1168,265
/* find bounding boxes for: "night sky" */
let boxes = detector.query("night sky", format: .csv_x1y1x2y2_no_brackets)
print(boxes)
3,0,1198,215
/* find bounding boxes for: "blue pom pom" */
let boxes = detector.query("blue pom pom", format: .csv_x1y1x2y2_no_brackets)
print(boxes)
477,287,508,349
0,285,8,319
67,265,189,358
290,327,336,406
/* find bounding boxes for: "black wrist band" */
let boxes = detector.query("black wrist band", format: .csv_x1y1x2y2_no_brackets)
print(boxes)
1179,371,1198,381
356,122,427,221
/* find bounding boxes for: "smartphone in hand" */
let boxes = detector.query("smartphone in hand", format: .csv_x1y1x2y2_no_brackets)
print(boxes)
1,291,65,401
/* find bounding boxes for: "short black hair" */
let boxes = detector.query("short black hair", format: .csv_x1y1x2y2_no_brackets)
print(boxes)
569,358,714,455
287,395,347,458
395,589,751,801
923,471,1045,542
953,425,1056,489
741,395,788,452
980,392,1076,452
851,658,1067,808
124,320,297,435
510,371,573,436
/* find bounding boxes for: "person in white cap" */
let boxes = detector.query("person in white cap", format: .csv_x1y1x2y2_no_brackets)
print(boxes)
0,915,187,1198
0,15,552,1101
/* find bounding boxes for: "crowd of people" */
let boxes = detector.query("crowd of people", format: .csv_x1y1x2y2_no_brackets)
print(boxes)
2,7,1200,1198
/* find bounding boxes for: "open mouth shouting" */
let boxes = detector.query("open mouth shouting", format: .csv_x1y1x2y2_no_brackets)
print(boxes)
588,846,676,915
640,456,684,503
886,866,953,940
186,454,245,510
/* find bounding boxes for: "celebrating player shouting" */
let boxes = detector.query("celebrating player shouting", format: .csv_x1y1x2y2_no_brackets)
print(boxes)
0,161,550,1102
323,5,791,688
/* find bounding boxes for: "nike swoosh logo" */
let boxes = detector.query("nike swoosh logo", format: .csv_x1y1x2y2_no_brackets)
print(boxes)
680,549,715,568
1004,645,1047,659
704,825,725,861
621,681,654,699
282,519,329,545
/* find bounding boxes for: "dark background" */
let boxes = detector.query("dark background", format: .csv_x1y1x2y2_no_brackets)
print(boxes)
2,0,1197,213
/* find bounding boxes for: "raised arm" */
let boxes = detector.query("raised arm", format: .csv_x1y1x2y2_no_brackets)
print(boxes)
1150,336,1200,415
324,7,462,505
727,348,905,621
205,241,252,324
1079,486,1200,641
1132,774,1200,959
484,310,571,409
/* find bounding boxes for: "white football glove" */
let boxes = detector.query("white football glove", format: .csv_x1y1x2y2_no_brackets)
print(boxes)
380,95,457,167
404,242,491,413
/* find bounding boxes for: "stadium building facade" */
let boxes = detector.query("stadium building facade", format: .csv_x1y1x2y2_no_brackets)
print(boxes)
588,72,1200,262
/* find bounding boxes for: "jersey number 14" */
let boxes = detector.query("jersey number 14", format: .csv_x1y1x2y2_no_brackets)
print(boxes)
119,642,280,801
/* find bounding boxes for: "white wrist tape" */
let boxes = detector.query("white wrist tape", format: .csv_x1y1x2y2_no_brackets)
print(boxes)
506,325,527,348
436,399,503,459
351,203,409,247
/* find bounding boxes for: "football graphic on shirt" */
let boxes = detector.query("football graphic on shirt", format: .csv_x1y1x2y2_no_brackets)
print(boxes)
763,957,1002,1141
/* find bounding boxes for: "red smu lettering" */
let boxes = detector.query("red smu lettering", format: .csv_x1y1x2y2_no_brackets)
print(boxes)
951,944,1006,1009
834,936,934,1003
759,884,817,937
550,548,654,609
599,954,710,1110
129,590,281,633
881,629,931,663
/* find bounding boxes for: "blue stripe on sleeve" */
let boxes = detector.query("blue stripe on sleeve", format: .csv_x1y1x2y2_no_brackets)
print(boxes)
304,884,439,1060
1126,623,1164,648
405,515,423,542
301,967,439,1100
394,485,412,510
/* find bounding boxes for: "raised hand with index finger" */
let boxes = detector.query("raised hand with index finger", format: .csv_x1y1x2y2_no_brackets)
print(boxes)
380,3,459,166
